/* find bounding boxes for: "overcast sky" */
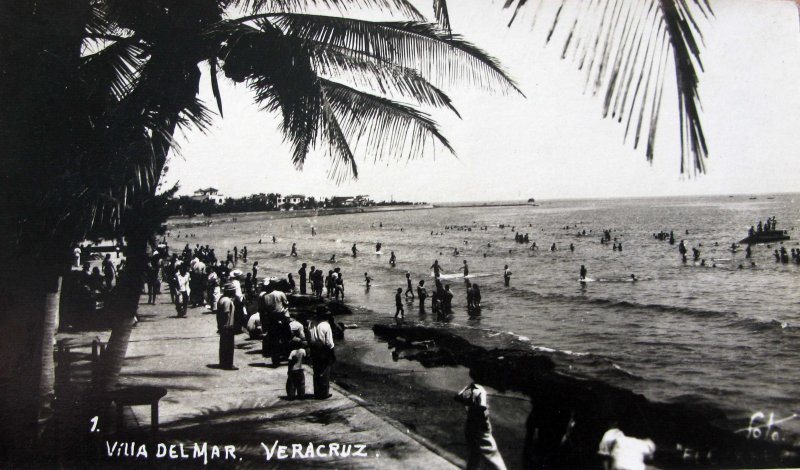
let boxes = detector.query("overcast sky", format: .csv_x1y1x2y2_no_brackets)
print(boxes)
160,0,800,203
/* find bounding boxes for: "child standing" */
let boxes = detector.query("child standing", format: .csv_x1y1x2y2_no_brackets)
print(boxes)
395,288,404,321
286,341,307,400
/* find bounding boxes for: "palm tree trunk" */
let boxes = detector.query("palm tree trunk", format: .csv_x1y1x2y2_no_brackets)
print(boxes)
0,0,89,460
37,276,61,442
93,231,148,396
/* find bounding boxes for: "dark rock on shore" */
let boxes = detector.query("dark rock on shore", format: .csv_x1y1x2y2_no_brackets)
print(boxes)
373,323,800,469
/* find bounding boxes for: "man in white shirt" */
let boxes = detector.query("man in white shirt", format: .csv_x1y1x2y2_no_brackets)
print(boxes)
175,264,190,317
455,382,507,470
598,428,655,470
307,308,335,399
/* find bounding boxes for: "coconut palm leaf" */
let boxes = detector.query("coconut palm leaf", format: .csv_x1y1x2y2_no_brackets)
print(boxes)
239,13,522,94
433,0,451,33
319,88,359,181
81,38,144,100
209,58,225,117
320,78,454,171
504,0,710,174
309,43,460,115
234,0,425,21
219,20,323,169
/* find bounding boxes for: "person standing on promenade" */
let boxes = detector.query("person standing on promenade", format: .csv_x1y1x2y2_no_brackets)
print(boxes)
216,285,237,370
455,381,507,470
395,288,404,322
298,263,307,295
251,261,259,284
308,307,335,399
503,265,512,287
207,266,220,312
102,253,116,289
175,264,190,317
146,257,160,305
72,245,81,268
417,280,427,312
405,272,414,299
286,340,307,400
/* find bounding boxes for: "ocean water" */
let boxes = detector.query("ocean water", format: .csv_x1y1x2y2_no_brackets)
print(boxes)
168,194,800,433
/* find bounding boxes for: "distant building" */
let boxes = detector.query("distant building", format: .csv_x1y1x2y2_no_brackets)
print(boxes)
277,194,306,207
330,196,354,207
354,195,373,206
192,187,225,204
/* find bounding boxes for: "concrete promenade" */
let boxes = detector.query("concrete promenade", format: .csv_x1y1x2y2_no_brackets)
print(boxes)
110,298,461,468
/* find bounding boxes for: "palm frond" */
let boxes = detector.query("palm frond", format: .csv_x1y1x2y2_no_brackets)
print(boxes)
209,58,225,117
176,98,214,133
505,0,710,174
319,88,359,182
244,14,521,94
81,38,144,100
232,0,425,21
218,21,322,169
321,79,454,167
433,0,451,33
309,43,460,116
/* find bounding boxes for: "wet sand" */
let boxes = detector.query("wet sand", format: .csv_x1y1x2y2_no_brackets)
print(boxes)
333,327,532,470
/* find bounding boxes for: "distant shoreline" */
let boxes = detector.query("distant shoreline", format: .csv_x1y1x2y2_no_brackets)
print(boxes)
166,204,435,229
432,202,537,208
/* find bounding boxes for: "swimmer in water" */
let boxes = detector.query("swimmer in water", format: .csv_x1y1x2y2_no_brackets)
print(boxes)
352,243,357,257
389,251,396,267
430,260,442,277
405,272,414,299
462,260,469,277
630,274,637,282
395,288,404,321
580,265,587,280
364,272,372,289
330,254,336,262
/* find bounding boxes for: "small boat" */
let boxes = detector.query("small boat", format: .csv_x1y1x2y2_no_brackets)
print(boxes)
739,230,790,244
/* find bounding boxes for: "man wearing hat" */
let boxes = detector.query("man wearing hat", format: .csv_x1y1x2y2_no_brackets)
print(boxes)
216,284,238,370
258,283,290,365
308,307,335,399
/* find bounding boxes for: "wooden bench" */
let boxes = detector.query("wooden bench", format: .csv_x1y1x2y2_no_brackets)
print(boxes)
108,385,168,435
